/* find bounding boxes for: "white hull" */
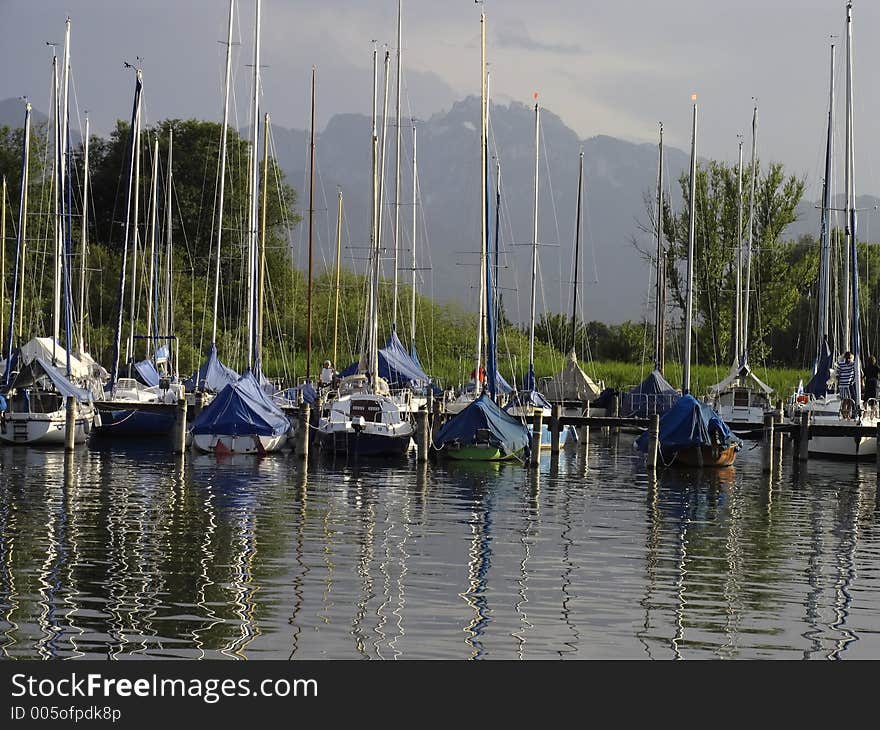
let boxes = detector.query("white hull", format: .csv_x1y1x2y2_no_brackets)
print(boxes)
0,409,93,445
191,433,287,455
802,395,877,459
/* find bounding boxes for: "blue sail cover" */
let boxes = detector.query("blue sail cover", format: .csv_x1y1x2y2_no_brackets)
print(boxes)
635,394,741,454
340,330,432,387
621,369,680,417
434,392,530,453
278,382,317,406
191,370,290,437
183,344,239,393
805,337,833,397
134,359,160,387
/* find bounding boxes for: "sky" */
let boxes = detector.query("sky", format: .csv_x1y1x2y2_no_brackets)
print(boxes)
2,0,879,203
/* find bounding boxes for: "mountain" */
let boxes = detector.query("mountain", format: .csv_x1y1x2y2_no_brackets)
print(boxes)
0,97,48,129
269,96,692,325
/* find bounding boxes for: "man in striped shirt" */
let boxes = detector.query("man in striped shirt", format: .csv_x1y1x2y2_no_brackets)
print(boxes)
837,351,856,401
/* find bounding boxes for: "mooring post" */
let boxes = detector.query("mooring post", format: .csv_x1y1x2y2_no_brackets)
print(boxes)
173,397,188,454
530,408,543,466
611,393,620,435
193,390,204,419
762,412,774,473
775,400,784,455
799,411,810,463
550,404,562,453
298,403,311,460
416,409,429,462
646,413,660,470
578,402,590,451
64,397,77,451
431,397,443,443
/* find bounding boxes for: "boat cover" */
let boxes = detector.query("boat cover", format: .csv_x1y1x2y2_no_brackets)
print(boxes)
621,369,680,417
134,359,160,387
805,337,833,398
190,370,290,437
504,389,552,412
635,394,741,453
183,344,239,393
708,361,773,396
15,337,91,379
433,392,530,453
543,350,603,401
10,357,94,402
340,330,431,387
277,382,317,406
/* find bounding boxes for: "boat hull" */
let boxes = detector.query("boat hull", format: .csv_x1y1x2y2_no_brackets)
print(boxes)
0,411,92,445
191,433,287,455
92,409,175,437
317,429,412,457
438,443,524,462
667,445,738,468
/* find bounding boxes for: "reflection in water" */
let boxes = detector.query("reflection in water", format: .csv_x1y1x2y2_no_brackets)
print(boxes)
2,443,880,658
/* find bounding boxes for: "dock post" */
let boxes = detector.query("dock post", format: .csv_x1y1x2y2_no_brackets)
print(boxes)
64,397,77,451
431,398,443,444
578,402,590,453
530,408,543,466
799,411,810,463
775,400,784,456
193,390,204,420
298,404,311,460
646,413,660,471
550,404,562,453
416,409,429,462
173,397,188,454
611,393,620,435
762,413,774,473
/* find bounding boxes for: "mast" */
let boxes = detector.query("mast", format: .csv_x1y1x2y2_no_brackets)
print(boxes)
333,189,343,368
1,176,5,354
571,150,584,357
62,76,74,378
307,68,316,382
484,72,495,399
78,116,89,356
51,51,61,359
527,98,540,393
392,0,402,333
474,9,487,395
211,0,235,348
60,17,71,364
165,129,174,375
816,42,835,372
257,112,269,373
146,136,159,360
110,68,143,388
683,96,698,395
360,43,378,377
742,102,758,364
246,0,261,372
493,158,501,346
845,0,861,409
125,76,143,367
409,122,418,355
654,123,664,372
3,102,30,387
734,134,743,365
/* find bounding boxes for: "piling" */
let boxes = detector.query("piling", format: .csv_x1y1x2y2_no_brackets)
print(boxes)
799,411,810,463
646,413,660,470
578,402,590,452
610,393,620,435
193,391,205,419
550,404,562,453
64,397,77,451
530,408,543,466
298,403,311,460
762,412,775,473
775,400,784,455
173,397,187,454
416,409,429,462
431,398,444,443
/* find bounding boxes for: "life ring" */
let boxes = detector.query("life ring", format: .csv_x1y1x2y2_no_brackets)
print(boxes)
796,394,809,404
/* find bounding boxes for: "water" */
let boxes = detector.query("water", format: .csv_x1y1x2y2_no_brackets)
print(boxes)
1,434,879,659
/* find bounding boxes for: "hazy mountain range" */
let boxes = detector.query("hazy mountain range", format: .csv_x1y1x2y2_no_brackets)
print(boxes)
4,95,876,324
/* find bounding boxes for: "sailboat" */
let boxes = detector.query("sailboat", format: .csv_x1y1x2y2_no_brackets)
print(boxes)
316,44,415,458
431,9,531,463
708,104,775,429
503,99,572,449
190,0,290,455
621,123,680,419
796,3,876,459
637,98,741,467
541,149,606,418
1,27,98,446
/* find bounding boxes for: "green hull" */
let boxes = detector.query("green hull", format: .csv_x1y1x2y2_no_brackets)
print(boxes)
442,444,524,462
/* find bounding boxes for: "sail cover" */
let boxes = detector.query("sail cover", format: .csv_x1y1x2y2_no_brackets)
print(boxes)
134,359,160,387
621,369,680,417
184,344,239,393
543,350,603,401
190,370,290,437
805,337,833,398
433,393,530,454
340,330,432,387
9,357,94,402
635,394,740,453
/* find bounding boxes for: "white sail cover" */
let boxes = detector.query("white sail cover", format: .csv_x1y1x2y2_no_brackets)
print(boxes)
17,337,91,379
543,350,603,401
707,363,773,396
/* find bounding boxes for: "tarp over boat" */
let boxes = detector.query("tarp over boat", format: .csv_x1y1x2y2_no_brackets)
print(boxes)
504,388,552,412
275,382,317,406
134,359,160,387
433,392,530,454
635,394,741,454
621,368,680,417
805,337,834,398
340,330,432,388
183,344,239,393
2,337,92,379
708,361,773,396
542,350,603,401
9,356,93,402
190,370,290,437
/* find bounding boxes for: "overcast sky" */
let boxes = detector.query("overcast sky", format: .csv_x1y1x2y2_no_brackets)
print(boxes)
2,0,879,203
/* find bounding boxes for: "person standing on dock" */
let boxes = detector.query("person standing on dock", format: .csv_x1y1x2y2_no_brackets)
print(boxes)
864,355,879,401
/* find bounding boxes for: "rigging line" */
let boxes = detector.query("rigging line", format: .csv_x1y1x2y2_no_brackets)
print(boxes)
539,120,565,321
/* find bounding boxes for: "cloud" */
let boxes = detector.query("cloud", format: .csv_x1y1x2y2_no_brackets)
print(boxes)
492,18,583,55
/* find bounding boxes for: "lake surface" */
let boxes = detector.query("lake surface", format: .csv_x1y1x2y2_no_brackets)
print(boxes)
1,433,879,660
